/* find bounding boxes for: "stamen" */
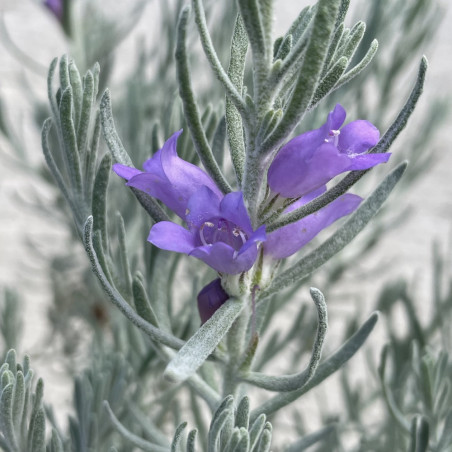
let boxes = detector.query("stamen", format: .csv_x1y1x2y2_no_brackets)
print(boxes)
325,129,340,147
234,228,247,245
199,222,214,246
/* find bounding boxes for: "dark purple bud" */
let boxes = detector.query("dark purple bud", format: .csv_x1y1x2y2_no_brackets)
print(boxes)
197,279,229,324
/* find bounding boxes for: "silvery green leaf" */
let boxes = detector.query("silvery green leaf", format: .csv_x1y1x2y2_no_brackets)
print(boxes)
68,60,83,128
250,312,379,419
226,14,248,186
235,396,250,430
437,410,452,451
257,423,272,452
409,416,429,452
207,396,234,452
92,152,111,252
77,70,94,160
12,371,24,432
100,90,133,167
186,429,197,452
171,422,187,452
104,402,169,452
176,5,233,194
284,424,335,452
29,408,45,452
59,86,82,195
0,384,17,450
263,0,341,153
164,298,245,383
83,216,185,350
242,288,327,392
249,414,266,451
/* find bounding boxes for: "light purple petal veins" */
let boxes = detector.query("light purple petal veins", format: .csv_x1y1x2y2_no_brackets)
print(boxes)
267,104,390,198
197,279,229,324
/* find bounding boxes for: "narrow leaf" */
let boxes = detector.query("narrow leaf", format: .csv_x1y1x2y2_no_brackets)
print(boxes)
263,0,341,153
77,70,94,160
192,0,248,119
104,402,168,452
100,90,133,166
92,152,111,252
164,298,245,383
176,6,232,194
171,422,187,452
29,408,46,452
285,424,335,452
250,312,378,420
242,288,327,392
60,86,82,194
83,216,185,350
409,416,429,452
0,384,17,450
226,14,248,186
186,429,197,452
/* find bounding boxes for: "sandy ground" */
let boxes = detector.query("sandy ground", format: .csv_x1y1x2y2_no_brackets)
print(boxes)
0,0,451,440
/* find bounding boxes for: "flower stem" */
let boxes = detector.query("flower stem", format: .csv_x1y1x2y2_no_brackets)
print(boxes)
223,304,250,397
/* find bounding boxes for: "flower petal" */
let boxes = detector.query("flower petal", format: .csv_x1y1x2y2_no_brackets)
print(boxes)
326,104,347,131
158,130,223,200
219,192,253,234
238,225,266,255
272,143,351,197
190,242,259,274
267,105,346,197
126,172,186,218
338,120,380,154
185,186,221,229
148,221,196,254
346,152,391,170
126,130,223,218
264,193,362,259
112,163,142,181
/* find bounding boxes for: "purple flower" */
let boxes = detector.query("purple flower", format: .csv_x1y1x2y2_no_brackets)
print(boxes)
264,186,362,259
113,131,266,275
267,104,390,198
44,0,63,20
197,279,229,324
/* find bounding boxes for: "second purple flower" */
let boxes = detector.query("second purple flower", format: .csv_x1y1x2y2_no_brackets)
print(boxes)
267,104,390,198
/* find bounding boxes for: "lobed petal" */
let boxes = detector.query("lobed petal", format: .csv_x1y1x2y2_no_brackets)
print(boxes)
264,193,362,259
148,221,196,254
238,225,266,255
338,120,380,155
112,164,142,181
126,172,186,218
158,130,222,202
346,152,391,171
190,242,259,275
219,192,253,235
185,186,221,229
